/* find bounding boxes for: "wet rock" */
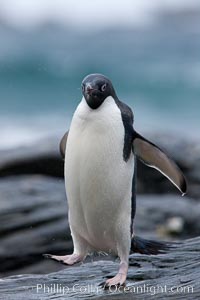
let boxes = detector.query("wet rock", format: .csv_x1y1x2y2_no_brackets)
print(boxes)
0,133,199,197
134,195,200,239
0,237,200,299
135,133,200,198
0,175,72,276
0,136,64,178
164,217,184,235
0,175,198,276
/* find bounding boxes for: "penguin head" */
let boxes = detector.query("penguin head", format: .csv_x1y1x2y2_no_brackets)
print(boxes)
81,73,117,109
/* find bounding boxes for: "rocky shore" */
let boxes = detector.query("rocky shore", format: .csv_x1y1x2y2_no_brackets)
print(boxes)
1,237,200,299
0,133,199,298
0,133,199,197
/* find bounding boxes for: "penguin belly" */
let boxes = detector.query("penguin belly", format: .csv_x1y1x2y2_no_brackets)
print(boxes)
65,97,134,254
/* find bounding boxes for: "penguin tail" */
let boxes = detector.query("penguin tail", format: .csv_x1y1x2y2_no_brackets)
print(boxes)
131,235,170,255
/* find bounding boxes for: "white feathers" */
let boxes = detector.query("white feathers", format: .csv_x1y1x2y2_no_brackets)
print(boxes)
64,96,134,253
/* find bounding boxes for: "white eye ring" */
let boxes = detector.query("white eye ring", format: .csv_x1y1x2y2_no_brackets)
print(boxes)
101,83,107,92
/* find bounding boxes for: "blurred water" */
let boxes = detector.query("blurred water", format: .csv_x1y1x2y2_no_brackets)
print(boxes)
0,19,200,149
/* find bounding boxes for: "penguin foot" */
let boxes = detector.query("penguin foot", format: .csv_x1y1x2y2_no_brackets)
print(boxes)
104,273,126,288
43,253,83,265
100,261,128,289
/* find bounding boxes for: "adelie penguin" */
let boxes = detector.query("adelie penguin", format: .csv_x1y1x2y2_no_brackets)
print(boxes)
45,74,187,287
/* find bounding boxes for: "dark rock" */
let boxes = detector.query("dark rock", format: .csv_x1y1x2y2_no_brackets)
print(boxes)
0,133,199,198
0,137,64,178
0,237,200,299
0,175,72,276
0,175,198,277
136,133,200,198
134,195,200,239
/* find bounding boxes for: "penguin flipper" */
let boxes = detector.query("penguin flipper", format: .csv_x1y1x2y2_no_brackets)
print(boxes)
132,131,187,195
59,131,68,159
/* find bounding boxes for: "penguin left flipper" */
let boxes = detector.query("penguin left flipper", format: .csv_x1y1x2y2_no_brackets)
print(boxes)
59,131,68,159
132,131,187,196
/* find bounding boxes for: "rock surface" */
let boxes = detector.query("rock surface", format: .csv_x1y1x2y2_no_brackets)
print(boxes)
0,133,199,297
0,237,200,299
136,133,200,199
0,175,198,277
0,175,71,276
0,134,199,197
0,136,63,178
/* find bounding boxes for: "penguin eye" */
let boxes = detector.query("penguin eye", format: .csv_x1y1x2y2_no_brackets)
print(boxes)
101,83,107,92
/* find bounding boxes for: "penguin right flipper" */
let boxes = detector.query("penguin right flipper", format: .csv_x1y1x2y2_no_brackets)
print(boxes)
132,131,187,195
59,131,68,159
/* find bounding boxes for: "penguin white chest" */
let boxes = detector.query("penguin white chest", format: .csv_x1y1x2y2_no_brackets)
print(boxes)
65,96,134,251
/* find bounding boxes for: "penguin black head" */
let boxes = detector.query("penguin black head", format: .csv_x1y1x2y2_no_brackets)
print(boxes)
81,73,117,109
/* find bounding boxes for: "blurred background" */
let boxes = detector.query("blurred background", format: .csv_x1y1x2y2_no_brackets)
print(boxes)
0,0,200,278
0,0,200,149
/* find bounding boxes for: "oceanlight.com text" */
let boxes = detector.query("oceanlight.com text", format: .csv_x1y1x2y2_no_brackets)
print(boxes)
34,283,194,296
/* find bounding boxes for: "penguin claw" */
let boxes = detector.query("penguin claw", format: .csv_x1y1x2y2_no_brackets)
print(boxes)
43,254,52,259
99,275,126,289
99,282,126,290
43,253,65,263
99,282,114,290
99,281,107,288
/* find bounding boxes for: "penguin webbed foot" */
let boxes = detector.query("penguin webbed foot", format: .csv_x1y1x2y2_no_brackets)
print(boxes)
100,274,127,290
43,253,83,265
99,261,128,289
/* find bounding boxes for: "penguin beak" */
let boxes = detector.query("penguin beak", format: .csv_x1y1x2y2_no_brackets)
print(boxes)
84,83,104,109
85,84,94,95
